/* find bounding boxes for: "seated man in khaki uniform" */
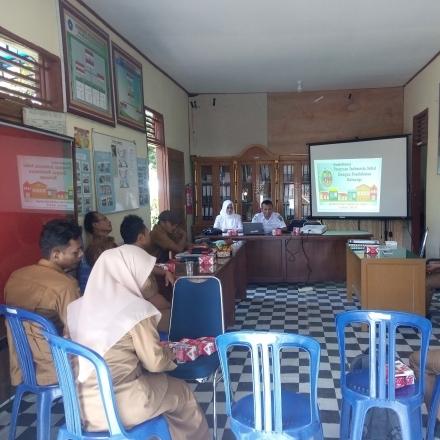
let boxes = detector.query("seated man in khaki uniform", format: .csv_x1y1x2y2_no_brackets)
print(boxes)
120,214,174,332
5,219,83,386
147,210,187,263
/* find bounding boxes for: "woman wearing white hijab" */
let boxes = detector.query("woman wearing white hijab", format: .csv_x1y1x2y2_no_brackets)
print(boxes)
213,199,243,231
67,245,209,439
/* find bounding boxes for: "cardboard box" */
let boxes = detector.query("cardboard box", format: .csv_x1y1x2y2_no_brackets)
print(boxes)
365,245,379,255
161,341,198,363
387,360,415,389
199,253,216,270
196,336,216,356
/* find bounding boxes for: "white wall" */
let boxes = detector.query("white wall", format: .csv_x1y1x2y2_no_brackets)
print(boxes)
2,0,189,240
404,55,440,258
190,93,267,156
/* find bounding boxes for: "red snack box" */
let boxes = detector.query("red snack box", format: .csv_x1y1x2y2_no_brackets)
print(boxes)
196,336,217,356
199,264,216,274
161,341,199,363
365,245,379,255
178,337,217,357
386,360,415,389
199,254,216,270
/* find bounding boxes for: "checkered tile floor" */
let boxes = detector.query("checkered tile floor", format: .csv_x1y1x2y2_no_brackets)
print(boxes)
1,283,440,439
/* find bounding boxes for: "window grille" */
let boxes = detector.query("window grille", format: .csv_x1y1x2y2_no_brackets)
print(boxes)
0,27,62,117
145,107,165,146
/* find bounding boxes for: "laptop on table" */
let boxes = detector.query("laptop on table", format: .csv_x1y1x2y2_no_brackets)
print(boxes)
242,222,265,235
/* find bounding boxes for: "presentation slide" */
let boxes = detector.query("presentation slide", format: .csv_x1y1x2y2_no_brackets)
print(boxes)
309,136,408,218
314,158,382,213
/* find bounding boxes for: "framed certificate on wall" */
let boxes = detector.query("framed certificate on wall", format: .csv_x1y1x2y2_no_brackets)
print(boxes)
60,1,115,125
112,43,145,131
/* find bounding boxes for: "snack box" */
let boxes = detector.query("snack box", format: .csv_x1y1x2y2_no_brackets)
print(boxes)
365,245,379,255
161,341,198,363
386,360,415,389
180,337,217,357
199,253,216,267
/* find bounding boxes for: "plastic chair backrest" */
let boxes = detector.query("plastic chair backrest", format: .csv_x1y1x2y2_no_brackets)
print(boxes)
43,331,126,437
0,304,58,386
169,276,224,341
336,310,431,401
216,331,321,433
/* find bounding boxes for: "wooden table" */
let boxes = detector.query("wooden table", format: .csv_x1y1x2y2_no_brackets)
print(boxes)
238,230,372,283
346,246,426,315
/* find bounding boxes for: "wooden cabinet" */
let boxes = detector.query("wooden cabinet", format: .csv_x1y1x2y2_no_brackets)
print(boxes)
235,146,278,221
278,155,310,222
192,146,310,234
192,157,235,234
346,246,425,315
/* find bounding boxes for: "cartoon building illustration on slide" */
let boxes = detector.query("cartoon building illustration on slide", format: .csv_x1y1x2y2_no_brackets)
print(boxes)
320,183,377,202
318,168,378,203
23,181,73,200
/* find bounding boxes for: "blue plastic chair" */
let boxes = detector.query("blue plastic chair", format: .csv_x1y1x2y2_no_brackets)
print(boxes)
216,330,323,439
42,331,171,440
426,372,440,439
336,310,432,440
0,304,61,440
168,276,225,439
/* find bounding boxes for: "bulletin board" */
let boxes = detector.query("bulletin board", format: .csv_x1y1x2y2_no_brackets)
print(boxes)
0,120,75,304
92,131,139,213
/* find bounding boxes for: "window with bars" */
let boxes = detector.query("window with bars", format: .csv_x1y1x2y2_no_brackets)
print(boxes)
0,27,62,120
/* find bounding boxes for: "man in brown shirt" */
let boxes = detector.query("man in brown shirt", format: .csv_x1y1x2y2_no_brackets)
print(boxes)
5,219,83,385
120,214,174,332
147,210,187,263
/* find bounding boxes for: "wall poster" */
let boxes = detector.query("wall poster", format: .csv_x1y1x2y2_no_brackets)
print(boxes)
112,43,145,131
17,155,74,211
92,131,139,213
75,148,93,215
137,157,149,206
60,1,114,125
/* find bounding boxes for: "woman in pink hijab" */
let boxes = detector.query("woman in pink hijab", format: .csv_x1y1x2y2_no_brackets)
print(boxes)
67,244,209,439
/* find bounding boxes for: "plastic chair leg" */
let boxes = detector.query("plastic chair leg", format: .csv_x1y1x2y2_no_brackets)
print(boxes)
397,406,422,440
349,401,367,440
339,399,351,440
8,386,25,440
36,391,54,440
427,412,438,440
212,367,222,440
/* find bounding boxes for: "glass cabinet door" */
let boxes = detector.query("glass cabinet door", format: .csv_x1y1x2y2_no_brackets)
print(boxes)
301,162,311,218
240,163,253,221
201,165,213,221
219,164,232,205
281,163,295,221
257,163,272,206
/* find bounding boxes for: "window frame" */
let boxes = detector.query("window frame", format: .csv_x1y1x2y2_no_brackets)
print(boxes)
0,25,62,122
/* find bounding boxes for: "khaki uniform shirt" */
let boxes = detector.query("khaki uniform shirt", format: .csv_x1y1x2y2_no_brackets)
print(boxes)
78,318,208,439
4,259,80,385
147,224,184,262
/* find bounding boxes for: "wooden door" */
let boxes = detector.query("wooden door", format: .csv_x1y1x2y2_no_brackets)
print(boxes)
167,147,186,226
411,109,428,253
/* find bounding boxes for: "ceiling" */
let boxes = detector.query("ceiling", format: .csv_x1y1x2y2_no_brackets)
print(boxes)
83,0,440,94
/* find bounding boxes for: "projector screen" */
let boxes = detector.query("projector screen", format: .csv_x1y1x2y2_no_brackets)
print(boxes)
309,136,408,219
